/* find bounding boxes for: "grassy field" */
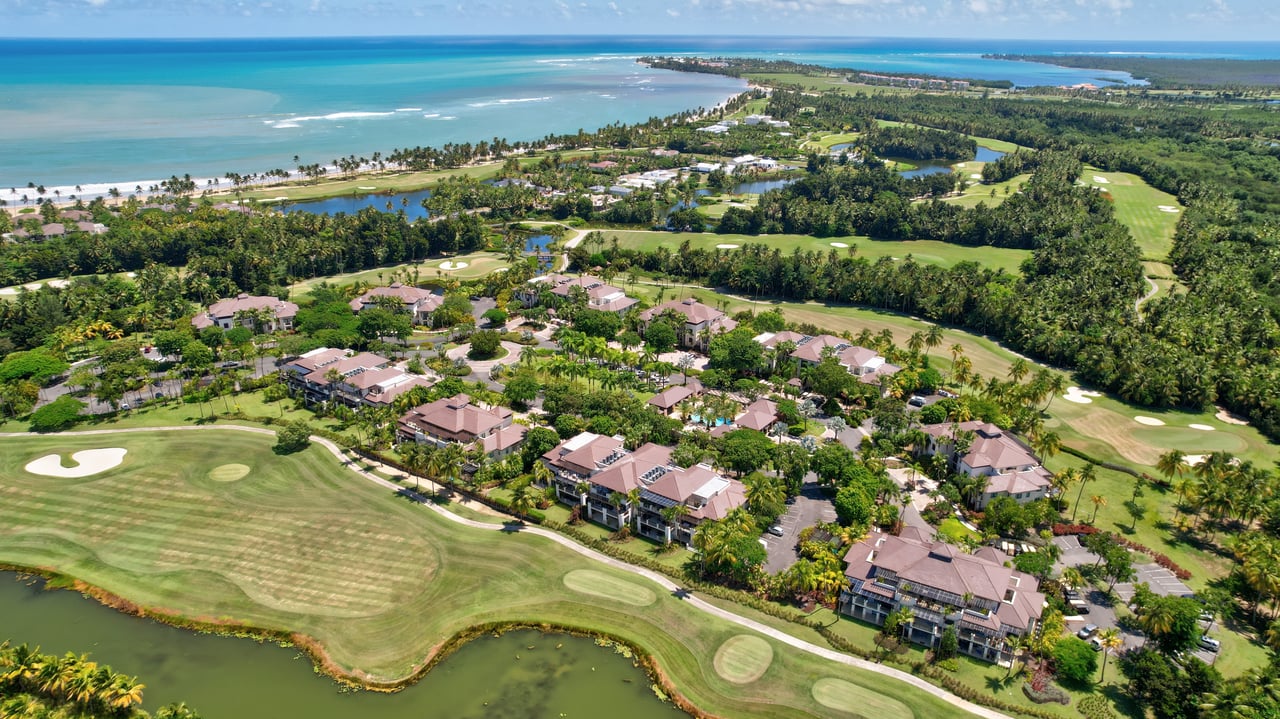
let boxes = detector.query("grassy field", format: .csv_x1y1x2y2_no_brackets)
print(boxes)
605,230,1031,274
1081,168,1182,259
938,173,1031,209
0,430,985,719
288,251,510,295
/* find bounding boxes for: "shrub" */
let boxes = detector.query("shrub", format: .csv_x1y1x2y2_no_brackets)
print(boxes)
273,420,312,454
1077,695,1118,719
29,396,85,433
1022,681,1071,705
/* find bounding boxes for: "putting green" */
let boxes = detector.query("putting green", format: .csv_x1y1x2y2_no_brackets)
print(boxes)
1130,427,1248,454
812,677,914,718
713,635,774,684
562,569,656,607
209,463,252,482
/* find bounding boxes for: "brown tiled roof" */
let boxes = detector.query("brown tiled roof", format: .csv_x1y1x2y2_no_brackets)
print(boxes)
195,293,299,327
648,384,699,410
543,432,626,477
482,424,528,454
399,394,511,442
640,298,725,325
349,283,441,312
790,334,849,363
734,398,779,432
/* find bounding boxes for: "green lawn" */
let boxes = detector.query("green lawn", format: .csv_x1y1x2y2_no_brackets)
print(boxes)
0,429,987,718
938,173,1031,209
1081,168,1182,259
289,251,510,295
604,230,1031,274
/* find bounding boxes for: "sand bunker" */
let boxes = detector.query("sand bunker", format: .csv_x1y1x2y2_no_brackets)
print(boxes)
1158,205,1180,213
1189,424,1215,431
358,186,377,190
715,243,740,249
1215,409,1249,426
209,463,251,482
1134,416,1165,426
713,635,773,684
1063,386,1103,404
23,283,41,291
0,288,16,296
1183,454,1207,467
970,173,983,179
46,279,70,289
438,261,469,270
25,448,127,478
562,569,656,607
829,242,850,248
1093,176,1110,184
125,272,137,278
812,678,912,719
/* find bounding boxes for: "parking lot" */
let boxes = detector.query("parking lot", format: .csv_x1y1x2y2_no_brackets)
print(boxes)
762,474,837,574
1053,535,1217,662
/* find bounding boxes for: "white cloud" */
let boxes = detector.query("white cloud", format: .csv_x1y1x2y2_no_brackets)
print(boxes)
667,7,680,15
84,0,108,6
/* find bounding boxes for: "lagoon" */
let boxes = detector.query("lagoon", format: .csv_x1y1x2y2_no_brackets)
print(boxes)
0,573,675,719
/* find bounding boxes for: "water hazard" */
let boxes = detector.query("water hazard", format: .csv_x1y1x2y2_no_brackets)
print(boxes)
0,573,677,719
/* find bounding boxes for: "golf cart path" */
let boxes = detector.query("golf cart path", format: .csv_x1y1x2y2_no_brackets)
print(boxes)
2,425,1010,719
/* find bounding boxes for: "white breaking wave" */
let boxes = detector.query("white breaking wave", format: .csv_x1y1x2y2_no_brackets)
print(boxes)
422,113,441,118
271,122,301,129
466,96,552,108
395,107,423,112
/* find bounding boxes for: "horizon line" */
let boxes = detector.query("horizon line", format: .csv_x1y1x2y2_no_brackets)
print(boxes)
1,33,1277,44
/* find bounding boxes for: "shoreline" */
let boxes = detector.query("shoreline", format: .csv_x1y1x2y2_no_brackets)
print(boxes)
2,563,708,717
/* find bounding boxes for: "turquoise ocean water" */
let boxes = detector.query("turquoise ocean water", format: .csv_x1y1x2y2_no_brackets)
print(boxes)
2,36,1278,193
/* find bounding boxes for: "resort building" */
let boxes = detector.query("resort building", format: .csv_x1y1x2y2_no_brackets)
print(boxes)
647,380,703,415
349,283,443,325
755,331,899,384
540,432,747,545
919,421,1054,509
839,527,1045,663
397,393,519,454
518,274,638,316
191,293,298,333
281,347,435,407
733,398,780,433
638,298,736,350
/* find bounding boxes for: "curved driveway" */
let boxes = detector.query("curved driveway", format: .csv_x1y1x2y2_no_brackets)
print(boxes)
2,425,1012,719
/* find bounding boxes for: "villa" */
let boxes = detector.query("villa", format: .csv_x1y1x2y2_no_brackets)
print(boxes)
281,347,435,407
756,331,899,384
919,421,1054,509
540,432,747,545
349,283,442,325
518,274,639,316
397,393,520,455
839,527,1045,663
191,293,298,333
647,380,703,415
639,298,736,350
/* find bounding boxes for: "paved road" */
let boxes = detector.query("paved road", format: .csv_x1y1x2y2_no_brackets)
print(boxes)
1,424,1013,719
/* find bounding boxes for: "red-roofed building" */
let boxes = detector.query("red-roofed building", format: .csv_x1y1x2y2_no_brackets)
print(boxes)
192,293,298,333
349,283,443,325
839,528,1045,663
920,421,1053,509
638,298,736,350
282,347,435,407
540,431,746,544
398,394,517,455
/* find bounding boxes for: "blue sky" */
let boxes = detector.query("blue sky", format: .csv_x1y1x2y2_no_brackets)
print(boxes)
2,0,1274,41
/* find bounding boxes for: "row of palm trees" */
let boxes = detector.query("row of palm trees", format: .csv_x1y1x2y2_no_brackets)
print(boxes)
0,643,145,717
1156,449,1277,537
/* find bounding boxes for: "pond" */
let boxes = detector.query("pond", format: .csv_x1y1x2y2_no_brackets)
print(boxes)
524,233,555,254
974,146,1007,163
283,187,433,221
0,573,677,719
894,160,954,179
730,178,795,195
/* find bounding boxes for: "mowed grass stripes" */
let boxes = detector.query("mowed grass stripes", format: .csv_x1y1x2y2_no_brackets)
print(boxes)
0,430,977,718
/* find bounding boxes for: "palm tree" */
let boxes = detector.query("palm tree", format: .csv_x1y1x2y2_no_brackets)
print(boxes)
1097,628,1122,682
828,416,848,441
1003,634,1023,679
1007,357,1029,384
1089,494,1108,523
1071,464,1096,522
509,483,536,522
1156,449,1186,485
1061,567,1085,592
924,324,944,361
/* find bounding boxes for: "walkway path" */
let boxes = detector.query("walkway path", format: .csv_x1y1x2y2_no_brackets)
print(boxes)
3,424,1012,719
1135,276,1160,314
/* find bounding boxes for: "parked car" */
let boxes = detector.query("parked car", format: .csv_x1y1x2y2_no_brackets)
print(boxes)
1199,636,1221,653
1089,637,1104,651
1069,599,1090,615
907,396,927,407
1077,624,1099,639
938,389,958,398
767,525,785,537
